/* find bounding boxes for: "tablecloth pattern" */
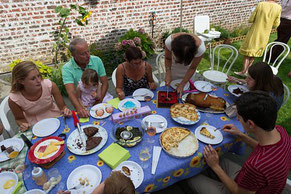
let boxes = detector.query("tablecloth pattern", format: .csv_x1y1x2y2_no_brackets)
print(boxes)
2,86,245,193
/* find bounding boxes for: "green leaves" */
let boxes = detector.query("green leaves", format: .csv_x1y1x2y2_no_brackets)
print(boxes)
75,19,84,26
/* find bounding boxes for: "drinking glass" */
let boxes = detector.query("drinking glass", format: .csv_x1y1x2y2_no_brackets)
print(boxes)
48,168,61,180
138,142,152,169
145,124,156,144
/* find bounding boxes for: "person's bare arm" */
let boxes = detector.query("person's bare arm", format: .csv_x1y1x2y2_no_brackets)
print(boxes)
116,65,125,100
146,62,157,90
8,98,30,132
164,46,172,86
65,83,89,118
204,145,255,194
51,82,71,117
223,124,258,149
99,76,108,103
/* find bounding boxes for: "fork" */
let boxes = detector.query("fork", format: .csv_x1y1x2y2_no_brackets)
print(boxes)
68,183,82,190
214,128,222,132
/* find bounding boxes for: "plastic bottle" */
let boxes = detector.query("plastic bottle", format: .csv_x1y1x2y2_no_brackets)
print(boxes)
32,167,47,186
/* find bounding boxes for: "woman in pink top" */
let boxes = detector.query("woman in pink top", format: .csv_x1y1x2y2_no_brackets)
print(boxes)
9,61,72,132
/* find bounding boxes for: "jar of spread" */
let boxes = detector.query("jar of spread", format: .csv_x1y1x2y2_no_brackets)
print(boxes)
32,167,47,186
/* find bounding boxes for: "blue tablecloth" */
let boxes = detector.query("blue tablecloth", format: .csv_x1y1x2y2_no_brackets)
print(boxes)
23,86,245,193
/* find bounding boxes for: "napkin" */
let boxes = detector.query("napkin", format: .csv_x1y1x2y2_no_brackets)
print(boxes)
98,143,131,169
151,146,162,175
79,117,89,123
107,97,121,109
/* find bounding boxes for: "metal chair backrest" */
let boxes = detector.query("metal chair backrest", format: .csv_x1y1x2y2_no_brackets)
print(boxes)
0,96,14,137
155,52,165,85
263,42,290,75
283,83,290,106
211,44,238,74
193,15,210,34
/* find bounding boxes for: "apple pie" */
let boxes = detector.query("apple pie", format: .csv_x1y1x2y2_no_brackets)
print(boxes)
170,103,198,121
161,127,190,151
200,127,215,139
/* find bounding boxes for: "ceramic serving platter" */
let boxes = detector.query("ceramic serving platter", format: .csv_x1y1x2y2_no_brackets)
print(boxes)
67,124,108,155
171,109,201,125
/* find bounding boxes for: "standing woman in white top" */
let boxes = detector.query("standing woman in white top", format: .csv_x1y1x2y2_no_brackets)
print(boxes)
164,33,206,96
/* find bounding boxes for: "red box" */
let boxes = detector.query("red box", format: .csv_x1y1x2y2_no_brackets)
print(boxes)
157,91,178,108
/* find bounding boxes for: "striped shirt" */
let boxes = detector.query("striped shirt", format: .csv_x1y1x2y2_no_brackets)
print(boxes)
235,125,291,194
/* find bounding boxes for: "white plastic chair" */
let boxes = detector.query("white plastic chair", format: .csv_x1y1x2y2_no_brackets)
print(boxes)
263,42,290,75
155,52,166,86
282,84,290,106
193,15,212,42
0,96,15,137
286,178,291,191
111,68,159,88
203,44,238,84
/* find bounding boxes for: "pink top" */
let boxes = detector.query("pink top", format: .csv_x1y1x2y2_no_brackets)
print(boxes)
9,79,61,126
79,80,98,107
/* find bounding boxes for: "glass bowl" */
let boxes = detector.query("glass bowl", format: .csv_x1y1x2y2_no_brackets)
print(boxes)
111,119,144,147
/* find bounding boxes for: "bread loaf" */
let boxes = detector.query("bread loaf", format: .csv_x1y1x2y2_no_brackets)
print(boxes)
185,93,226,111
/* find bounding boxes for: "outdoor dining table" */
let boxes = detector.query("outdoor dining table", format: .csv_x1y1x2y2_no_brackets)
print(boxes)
3,85,245,193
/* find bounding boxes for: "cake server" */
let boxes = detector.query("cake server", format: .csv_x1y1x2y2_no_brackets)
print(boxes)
72,111,86,149
151,146,162,175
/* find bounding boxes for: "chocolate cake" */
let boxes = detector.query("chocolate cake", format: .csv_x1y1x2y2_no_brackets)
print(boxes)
233,88,244,95
157,91,178,108
86,136,102,151
84,127,99,137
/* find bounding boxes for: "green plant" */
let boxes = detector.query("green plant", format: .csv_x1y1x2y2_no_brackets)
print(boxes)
53,4,91,64
49,63,67,96
9,59,53,79
114,28,155,61
213,25,230,39
161,27,190,41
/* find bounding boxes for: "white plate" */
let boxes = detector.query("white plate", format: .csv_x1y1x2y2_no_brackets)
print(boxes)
0,138,24,162
171,109,201,125
170,79,190,91
228,85,249,97
194,81,214,93
203,70,228,83
132,88,154,101
118,98,141,112
195,125,223,145
24,189,46,194
90,103,113,119
0,171,18,194
67,124,108,155
142,114,167,133
114,161,144,189
67,165,102,194
32,118,60,137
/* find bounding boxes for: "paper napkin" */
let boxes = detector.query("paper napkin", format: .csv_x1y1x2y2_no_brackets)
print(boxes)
107,97,121,109
79,117,89,123
98,143,131,169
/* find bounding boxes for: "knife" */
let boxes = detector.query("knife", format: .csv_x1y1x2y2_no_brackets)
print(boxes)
72,111,86,149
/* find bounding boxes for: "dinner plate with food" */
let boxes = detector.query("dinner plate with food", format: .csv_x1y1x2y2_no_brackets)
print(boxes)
170,103,200,125
195,125,223,144
0,171,18,194
170,79,190,91
160,127,199,158
67,165,102,194
114,161,144,189
132,88,154,101
28,136,65,164
194,80,215,93
228,84,249,97
32,118,60,137
90,103,114,119
0,138,24,162
118,98,141,112
67,124,108,155
182,92,230,114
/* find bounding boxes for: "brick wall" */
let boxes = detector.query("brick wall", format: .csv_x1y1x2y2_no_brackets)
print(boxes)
0,0,258,71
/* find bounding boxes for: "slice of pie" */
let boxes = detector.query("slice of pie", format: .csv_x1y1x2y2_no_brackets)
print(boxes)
200,127,215,139
84,127,99,137
86,136,102,151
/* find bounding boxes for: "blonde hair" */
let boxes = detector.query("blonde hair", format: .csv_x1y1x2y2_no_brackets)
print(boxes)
11,61,40,92
104,171,135,194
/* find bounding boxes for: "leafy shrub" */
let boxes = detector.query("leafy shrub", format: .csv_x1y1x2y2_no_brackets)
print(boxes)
161,27,190,42
49,63,67,96
114,28,155,61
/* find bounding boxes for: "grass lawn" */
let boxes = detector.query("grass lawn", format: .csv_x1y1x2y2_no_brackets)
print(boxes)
196,33,291,135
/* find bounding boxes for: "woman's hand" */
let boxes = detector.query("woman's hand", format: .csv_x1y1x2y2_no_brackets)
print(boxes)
117,91,125,100
176,82,186,98
19,122,30,132
62,107,72,117
149,82,157,90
